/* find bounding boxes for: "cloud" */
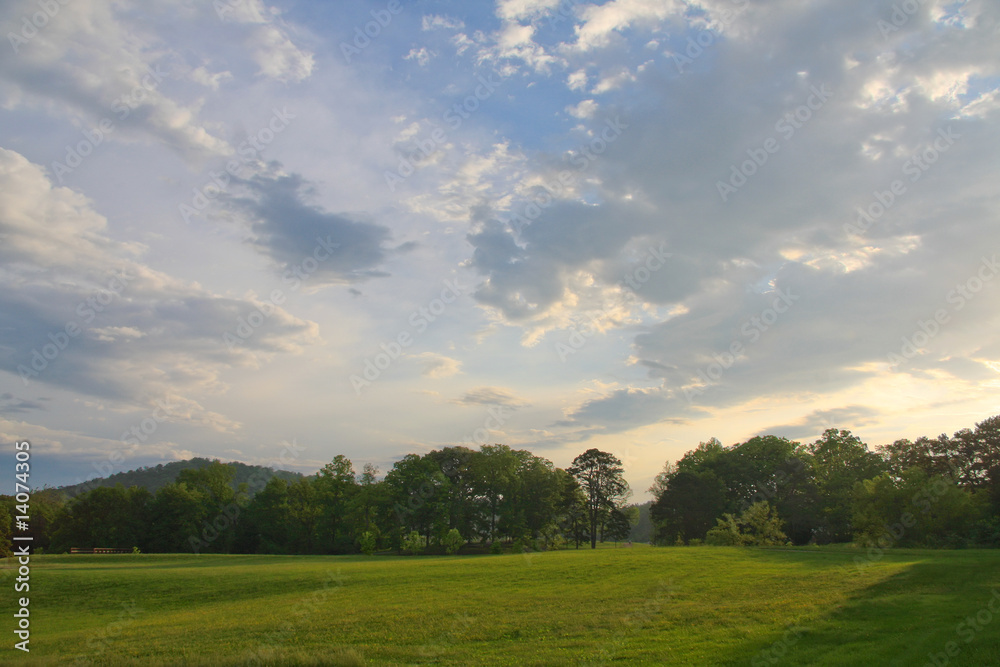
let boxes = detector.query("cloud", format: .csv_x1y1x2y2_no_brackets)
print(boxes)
571,0,683,51
214,0,315,82
0,147,319,417
451,387,531,408
464,0,1000,435
404,47,435,67
412,353,462,378
567,69,589,90
760,406,882,441
422,15,465,31
0,393,47,415
567,99,599,118
0,0,314,166
225,167,395,285
0,0,232,162
496,0,562,22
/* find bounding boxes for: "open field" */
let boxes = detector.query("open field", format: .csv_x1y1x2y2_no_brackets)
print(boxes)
3,546,1000,665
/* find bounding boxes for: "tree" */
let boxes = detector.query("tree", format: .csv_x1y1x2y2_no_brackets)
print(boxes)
808,429,885,542
470,444,519,542
650,470,726,544
568,449,630,549
385,453,444,549
358,530,377,556
426,447,477,543
240,477,292,554
442,528,463,554
705,501,788,546
50,485,151,553
286,478,322,553
402,530,423,555
315,455,358,553
349,463,388,550
146,483,208,553
556,470,589,549
852,470,981,548
605,507,634,545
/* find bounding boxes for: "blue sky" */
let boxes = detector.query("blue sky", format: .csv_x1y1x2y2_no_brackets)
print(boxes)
1,0,998,498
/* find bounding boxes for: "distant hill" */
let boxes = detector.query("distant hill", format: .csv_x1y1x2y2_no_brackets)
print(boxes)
52,457,305,500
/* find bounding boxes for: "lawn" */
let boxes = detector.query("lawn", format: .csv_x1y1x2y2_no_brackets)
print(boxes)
2,545,999,665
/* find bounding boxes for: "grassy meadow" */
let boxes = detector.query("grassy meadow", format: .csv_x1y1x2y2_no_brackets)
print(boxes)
3,545,1000,665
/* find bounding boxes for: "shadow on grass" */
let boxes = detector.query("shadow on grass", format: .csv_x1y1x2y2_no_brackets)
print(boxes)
714,548,1000,666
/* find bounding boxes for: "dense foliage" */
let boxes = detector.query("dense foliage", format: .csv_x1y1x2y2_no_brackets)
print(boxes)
6,414,999,554
649,415,1000,548
8,445,632,554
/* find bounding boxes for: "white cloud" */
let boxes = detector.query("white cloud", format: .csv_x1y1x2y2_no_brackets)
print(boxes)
404,47,435,67
566,99,599,118
567,69,589,91
571,0,683,51
496,0,562,22
422,15,465,30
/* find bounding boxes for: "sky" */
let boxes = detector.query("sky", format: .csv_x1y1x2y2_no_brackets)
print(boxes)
1,0,998,499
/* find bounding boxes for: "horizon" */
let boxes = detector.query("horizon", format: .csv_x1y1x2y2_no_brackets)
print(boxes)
2,0,999,500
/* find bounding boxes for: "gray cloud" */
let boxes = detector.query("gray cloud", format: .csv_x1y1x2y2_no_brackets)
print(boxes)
227,168,395,285
452,386,531,408
0,147,318,412
463,0,1000,435
760,406,882,442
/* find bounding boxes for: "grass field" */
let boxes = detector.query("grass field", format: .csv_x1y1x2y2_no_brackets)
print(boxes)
3,545,1000,665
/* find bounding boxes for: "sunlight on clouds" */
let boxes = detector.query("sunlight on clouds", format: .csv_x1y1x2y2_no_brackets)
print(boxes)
780,237,922,274
412,352,463,378
571,0,683,51
915,69,977,106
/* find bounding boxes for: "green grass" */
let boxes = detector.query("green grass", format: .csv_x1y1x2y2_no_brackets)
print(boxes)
3,545,1000,665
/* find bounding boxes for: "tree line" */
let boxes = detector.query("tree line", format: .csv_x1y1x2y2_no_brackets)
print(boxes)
649,415,1000,548
1,446,633,556
4,414,998,556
